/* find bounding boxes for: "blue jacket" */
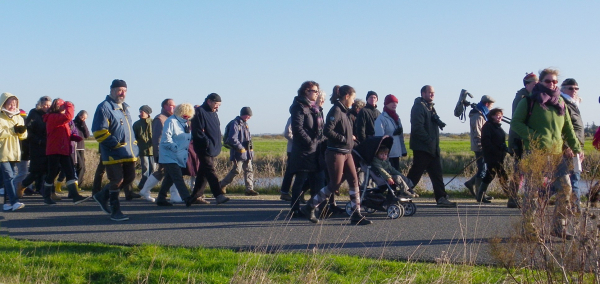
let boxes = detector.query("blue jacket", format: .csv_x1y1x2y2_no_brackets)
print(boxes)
91,95,138,165
159,115,191,167
225,116,254,161
191,103,221,157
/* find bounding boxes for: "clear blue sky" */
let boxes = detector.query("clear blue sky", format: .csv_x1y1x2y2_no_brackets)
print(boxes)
2,1,599,134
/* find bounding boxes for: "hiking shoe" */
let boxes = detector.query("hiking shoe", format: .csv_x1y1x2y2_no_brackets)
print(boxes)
72,195,91,205
110,211,130,221
156,199,173,206
436,197,457,207
11,202,25,211
215,194,230,205
245,189,259,196
3,204,11,211
280,193,292,201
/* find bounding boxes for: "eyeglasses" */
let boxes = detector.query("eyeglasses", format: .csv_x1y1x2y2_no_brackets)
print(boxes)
307,90,319,93
568,87,579,91
544,79,558,84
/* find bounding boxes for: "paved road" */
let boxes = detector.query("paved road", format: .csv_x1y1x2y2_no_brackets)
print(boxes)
0,194,523,264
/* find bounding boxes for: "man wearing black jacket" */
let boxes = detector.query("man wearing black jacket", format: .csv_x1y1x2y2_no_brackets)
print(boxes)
354,91,380,143
188,93,229,206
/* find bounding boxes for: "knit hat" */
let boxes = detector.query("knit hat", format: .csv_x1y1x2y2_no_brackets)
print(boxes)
366,91,378,101
561,78,578,86
480,95,495,103
240,107,252,116
139,105,152,115
523,72,538,85
383,94,398,105
206,93,221,102
110,79,127,89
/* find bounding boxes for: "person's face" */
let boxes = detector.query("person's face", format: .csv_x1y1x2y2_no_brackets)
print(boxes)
562,85,579,98
241,114,251,121
421,86,435,102
139,110,149,119
3,97,17,112
491,112,503,124
377,150,389,161
367,95,378,106
485,102,494,109
163,100,176,116
525,80,538,92
341,92,356,108
41,100,51,113
305,86,319,102
385,101,398,111
80,113,88,121
541,74,558,89
110,87,127,104
181,114,191,121
315,94,325,107
207,99,221,112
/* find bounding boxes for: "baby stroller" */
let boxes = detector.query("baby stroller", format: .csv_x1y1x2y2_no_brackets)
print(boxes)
345,136,417,219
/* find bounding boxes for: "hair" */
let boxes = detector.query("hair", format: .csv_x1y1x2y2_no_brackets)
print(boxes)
48,98,64,114
297,81,319,97
539,68,559,82
161,98,174,108
351,99,366,110
35,96,52,110
377,146,390,155
77,110,87,118
330,85,355,104
487,108,503,120
174,103,195,118
420,85,432,95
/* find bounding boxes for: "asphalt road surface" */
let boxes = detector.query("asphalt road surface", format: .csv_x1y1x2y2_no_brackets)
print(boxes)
0,194,524,264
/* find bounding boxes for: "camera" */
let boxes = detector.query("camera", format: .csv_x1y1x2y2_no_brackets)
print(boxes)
392,126,403,136
432,114,446,130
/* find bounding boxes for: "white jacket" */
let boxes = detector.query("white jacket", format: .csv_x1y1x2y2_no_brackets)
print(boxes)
374,112,407,158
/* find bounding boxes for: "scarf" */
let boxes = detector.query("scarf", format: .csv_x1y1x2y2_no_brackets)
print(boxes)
383,105,399,126
2,108,19,118
476,102,490,121
310,101,323,130
531,83,565,116
560,92,580,108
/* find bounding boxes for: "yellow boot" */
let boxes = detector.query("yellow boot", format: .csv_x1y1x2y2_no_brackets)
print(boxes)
55,181,63,193
75,181,82,191
16,183,26,199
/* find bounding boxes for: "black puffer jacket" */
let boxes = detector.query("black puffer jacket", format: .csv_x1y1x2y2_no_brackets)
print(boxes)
354,104,380,143
409,97,440,157
325,101,354,153
25,108,47,172
481,120,508,165
288,96,321,173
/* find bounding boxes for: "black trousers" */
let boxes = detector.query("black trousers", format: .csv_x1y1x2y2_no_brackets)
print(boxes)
406,150,448,201
191,153,224,198
45,155,76,184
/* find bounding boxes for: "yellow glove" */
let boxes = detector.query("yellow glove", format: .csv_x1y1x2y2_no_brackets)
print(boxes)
239,148,246,153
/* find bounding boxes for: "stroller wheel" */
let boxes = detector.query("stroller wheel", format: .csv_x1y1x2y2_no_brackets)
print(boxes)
387,204,404,219
402,202,417,216
345,202,353,216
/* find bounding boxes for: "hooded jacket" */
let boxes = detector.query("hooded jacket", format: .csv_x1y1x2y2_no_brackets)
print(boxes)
374,111,407,158
191,102,222,157
159,115,191,167
481,120,508,165
288,96,321,173
0,93,27,162
409,97,440,157
91,95,138,165
225,116,254,162
25,108,47,170
44,101,74,156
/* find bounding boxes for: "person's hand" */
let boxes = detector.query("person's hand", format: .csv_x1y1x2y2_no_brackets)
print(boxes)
13,125,27,134
352,135,357,141
387,178,395,185
579,150,585,161
564,148,574,159
70,134,83,142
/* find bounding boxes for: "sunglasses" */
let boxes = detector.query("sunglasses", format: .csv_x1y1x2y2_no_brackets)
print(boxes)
544,79,558,84
568,87,579,91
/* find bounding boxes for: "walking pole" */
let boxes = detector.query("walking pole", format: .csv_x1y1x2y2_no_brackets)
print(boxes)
444,156,482,187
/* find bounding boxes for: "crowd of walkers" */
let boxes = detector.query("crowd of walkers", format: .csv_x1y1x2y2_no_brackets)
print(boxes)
0,71,593,232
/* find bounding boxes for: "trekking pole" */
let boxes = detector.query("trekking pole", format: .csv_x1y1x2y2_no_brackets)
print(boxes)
444,156,482,187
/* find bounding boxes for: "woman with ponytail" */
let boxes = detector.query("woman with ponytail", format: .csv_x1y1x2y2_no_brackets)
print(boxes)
300,85,372,225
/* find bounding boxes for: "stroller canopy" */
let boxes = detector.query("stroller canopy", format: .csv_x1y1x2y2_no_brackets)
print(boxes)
353,135,394,165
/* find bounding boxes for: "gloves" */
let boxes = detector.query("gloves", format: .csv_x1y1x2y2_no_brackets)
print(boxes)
14,125,27,134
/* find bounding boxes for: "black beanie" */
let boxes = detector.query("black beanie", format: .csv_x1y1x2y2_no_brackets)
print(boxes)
561,78,578,86
206,93,222,102
240,107,252,116
366,91,378,101
110,79,127,89
139,105,152,115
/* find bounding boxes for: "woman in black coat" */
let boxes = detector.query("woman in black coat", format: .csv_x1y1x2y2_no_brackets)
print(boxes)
288,81,326,215
22,96,52,194
477,108,509,203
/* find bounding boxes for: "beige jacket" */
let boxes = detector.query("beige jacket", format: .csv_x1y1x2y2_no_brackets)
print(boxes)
469,109,485,152
0,93,27,162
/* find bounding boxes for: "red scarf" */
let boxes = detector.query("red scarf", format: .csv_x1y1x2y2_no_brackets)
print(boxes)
383,106,399,125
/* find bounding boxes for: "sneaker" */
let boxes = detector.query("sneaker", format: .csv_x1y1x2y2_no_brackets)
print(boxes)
11,202,25,211
215,194,230,205
245,189,259,196
350,212,372,225
110,211,130,221
72,195,91,205
436,197,457,207
280,193,292,201
3,204,11,211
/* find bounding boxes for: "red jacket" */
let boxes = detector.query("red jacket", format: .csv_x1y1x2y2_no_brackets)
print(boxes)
44,102,74,156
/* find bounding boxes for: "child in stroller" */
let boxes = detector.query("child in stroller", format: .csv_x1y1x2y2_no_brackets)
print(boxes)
371,145,417,198
347,136,417,218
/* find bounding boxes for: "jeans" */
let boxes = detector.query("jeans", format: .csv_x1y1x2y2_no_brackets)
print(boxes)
570,171,581,205
13,160,29,188
1,162,19,205
137,155,155,189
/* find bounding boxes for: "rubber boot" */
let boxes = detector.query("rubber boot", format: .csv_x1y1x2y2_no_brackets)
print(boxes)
350,210,372,225
93,186,112,214
124,184,141,201
464,176,476,196
67,181,90,204
139,175,159,202
300,204,319,223
476,182,491,203
170,185,183,203
43,183,56,205
109,191,129,221
54,181,63,193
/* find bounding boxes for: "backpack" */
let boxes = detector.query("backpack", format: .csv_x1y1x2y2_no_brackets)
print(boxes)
222,120,235,149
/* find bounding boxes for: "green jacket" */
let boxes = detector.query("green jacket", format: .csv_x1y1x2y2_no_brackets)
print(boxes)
510,97,581,154
372,157,402,180
409,97,441,157
133,117,153,156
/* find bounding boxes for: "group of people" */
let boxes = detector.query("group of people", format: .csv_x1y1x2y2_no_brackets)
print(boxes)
0,71,590,233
